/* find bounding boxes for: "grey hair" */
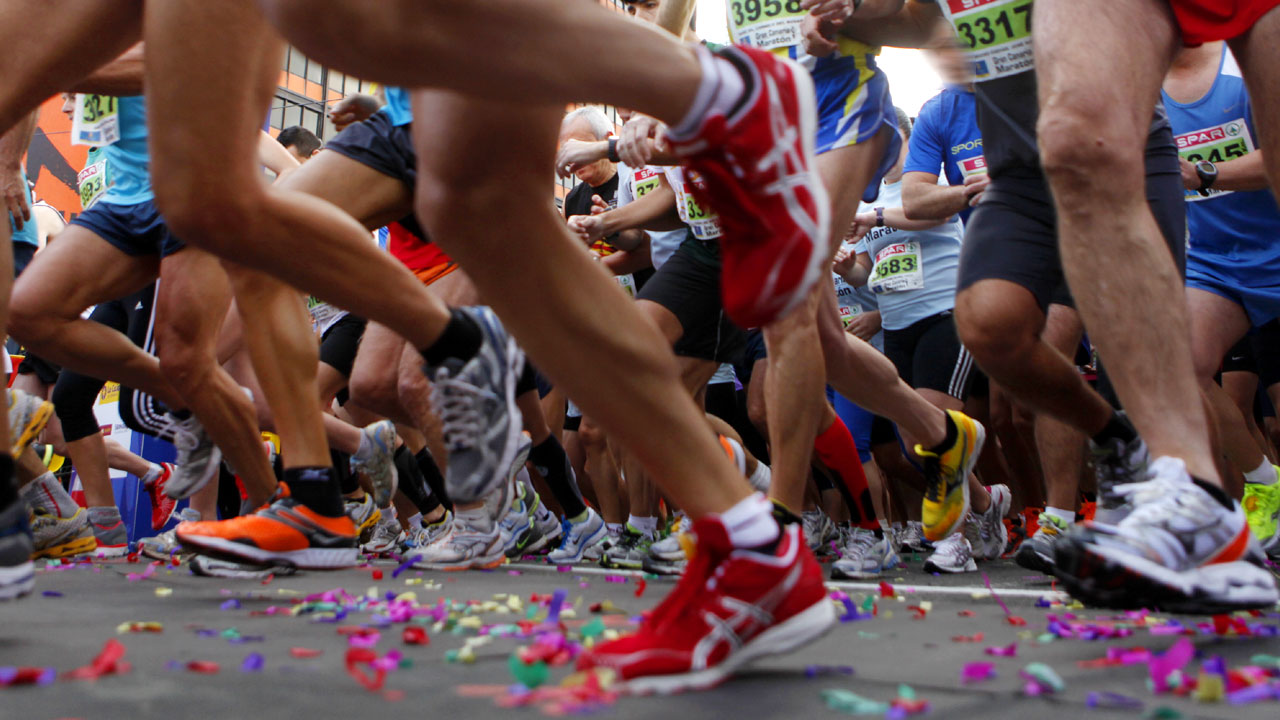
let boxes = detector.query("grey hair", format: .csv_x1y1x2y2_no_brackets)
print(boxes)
563,106,613,140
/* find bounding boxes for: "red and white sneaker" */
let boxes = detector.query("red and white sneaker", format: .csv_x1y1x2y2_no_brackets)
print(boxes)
175,484,358,570
577,516,834,694
146,463,177,531
666,45,829,328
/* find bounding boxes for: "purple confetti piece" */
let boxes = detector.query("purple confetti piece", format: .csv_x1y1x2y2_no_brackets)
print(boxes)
41,591,63,598
1227,683,1280,705
241,652,265,672
220,599,241,610
556,566,571,573
547,588,567,624
1085,691,1143,709
390,555,417,579
981,572,1011,617
961,662,997,684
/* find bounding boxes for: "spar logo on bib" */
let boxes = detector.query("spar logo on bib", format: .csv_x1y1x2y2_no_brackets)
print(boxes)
1175,118,1254,201
960,155,988,177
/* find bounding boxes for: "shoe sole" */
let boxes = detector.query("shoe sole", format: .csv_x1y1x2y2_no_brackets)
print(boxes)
93,544,130,559
165,446,224,500
621,593,837,695
411,553,505,572
178,534,357,570
140,545,188,562
548,521,608,566
1054,537,1279,613
12,398,54,457
34,535,98,559
922,559,978,574
924,421,984,542
0,562,34,600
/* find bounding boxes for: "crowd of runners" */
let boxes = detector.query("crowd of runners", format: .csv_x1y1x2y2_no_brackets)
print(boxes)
2,0,1280,694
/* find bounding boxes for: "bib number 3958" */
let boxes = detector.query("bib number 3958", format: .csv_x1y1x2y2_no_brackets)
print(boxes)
72,94,121,147
729,0,806,50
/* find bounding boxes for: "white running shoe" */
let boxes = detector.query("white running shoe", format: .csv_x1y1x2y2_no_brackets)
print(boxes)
140,508,201,561
831,527,900,580
802,509,837,554
965,484,1011,561
1054,457,1278,613
526,497,562,554
897,521,929,554
548,507,607,565
362,515,406,555
407,511,452,549
923,533,977,574
408,511,502,571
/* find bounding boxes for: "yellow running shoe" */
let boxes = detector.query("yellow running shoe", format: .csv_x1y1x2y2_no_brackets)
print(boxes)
30,507,98,559
8,387,54,458
343,493,382,546
913,410,986,542
1242,479,1280,552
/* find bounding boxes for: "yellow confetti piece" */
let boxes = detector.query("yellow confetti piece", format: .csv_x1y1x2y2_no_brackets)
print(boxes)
396,592,418,603
882,611,894,620
457,616,483,629
971,591,991,599
405,578,422,586
457,647,476,663
560,609,577,619
154,587,173,597
507,595,522,611
919,601,933,613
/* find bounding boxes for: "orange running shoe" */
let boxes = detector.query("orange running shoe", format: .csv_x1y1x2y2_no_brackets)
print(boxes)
175,484,357,569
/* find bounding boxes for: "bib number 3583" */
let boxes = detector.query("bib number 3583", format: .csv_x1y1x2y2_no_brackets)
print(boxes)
869,241,924,294
72,94,121,147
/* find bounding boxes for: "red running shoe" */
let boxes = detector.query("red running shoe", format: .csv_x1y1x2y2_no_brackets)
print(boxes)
667,45,829,328
146,463,177,531
577,516,833,694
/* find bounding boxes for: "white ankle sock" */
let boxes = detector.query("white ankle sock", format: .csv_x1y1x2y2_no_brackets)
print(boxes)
606,522,624,537
1043,506,1075,525
407,512,423,530
720,493,779,549
667,45,746,141
1244,458,1278,486
627,515,658,536
747,461,772,493
140,463,163,485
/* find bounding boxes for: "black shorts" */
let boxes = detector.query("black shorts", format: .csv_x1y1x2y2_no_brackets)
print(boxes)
958,139,1186,311
734,329,768,386
12,242,36,277
1252,319,1280,391
324,110,416,189
516,358,540,397
16,354,59,385
870,415,897,446
883,311,974,400
1221,334,1257,376
71,199,186,258
319,314,367,379
636,242,746,364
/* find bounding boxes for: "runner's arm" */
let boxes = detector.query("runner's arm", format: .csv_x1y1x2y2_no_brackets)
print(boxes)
902,171,971,219
0,111,36,230
258,131,301,180
66,44,145,95
1180,152,1269,193
834,248,874,287
601,243,653,276
600,180,684,234
555,139,678,179
836,0,944,48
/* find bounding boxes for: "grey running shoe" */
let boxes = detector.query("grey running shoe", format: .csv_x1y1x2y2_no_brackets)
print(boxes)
161,412,223,500
585,524,622,563
344,494,382,545
831,527,900,580
526,494,562,554
802,509,837,554
362,515,407,556
426,307,523,504
897,521,929,554
923,533,977,574
89,512,128,558
408,511,452,549
8,387,53,458
1090,429,1150,526
32,507,98,559
140,508,201,561
1054,457,1279,613
599,524,656,570
0,500,34,600
548,507,607,565
964,484,1011,561
1014,513,1068,575
351,421,399,508
408,511,502,571
498,485,535,558
190,554,295,579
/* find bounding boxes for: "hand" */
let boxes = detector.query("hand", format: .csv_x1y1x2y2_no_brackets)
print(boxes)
589,194,610,215
555,139,608,180
832,246,859,278
963,173,989,207
566,213,606,245
328,94,381,132
1,166,30,232
618,114,663,169
801,0,856,23
846,211,877,242
801,13,841,58
845,310,882,342
1179,157,1201,190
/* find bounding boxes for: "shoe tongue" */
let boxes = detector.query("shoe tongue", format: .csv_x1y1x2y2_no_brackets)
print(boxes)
690,516,734,560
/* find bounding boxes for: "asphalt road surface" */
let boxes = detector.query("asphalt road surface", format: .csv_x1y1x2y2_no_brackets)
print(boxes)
1,551,1277,720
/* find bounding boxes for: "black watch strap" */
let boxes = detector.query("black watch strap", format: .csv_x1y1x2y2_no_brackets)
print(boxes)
607,138,620,163
875,207,885,227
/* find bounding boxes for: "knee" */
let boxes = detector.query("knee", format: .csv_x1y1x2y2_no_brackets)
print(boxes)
955,288,1039,370
157,342,213,394
155,185,261,256
746,393,769,439
577,417,607,451
348,365,399,418
1036,100,1135,189
8,287,60,347
415,175,507,239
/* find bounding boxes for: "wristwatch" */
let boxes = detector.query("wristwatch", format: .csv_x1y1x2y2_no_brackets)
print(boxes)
875,207,885,227
606,138,620,163
1195,160,1218,197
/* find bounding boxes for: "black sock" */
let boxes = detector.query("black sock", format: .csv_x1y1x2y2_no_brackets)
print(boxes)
1092,411,1138,447
927,412,958,455
0,454,16,508
332,449,359,496
394,446,441,516
1192,477,1235,511
283,466,344,517
528,435,587,519
420,309,483,368
415,448,451,510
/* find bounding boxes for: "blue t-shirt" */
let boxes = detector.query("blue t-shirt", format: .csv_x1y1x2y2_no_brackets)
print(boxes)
854,180,964,331
903,85,984,221
383,87,413,127
1161,47,1280,273
99,96,153,206
7,167,37,247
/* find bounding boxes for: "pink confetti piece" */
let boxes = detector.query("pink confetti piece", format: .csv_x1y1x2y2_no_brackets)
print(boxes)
985,642,1018,658
1149,638,1195,694
961,662,997,684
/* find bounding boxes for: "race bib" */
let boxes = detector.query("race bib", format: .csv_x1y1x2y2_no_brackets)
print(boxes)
959,155,988,178
616,273,637,298
1175,118,1253,202
633,167,661,198
869,241,924,293
72,94,120,147
838,303,863,328
306,295,344,335
728,0,807,50
942,0,1034,82
77,155,109,209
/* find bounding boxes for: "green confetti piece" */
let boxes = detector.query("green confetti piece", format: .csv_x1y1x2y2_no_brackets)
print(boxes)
856,631,879,640
444,649,459,663
580,618,606,639
399,658,414,670
1250,654,1280,667
860,595,875,612
822,689,889,715
221,628,240,638
1022,662,1065,692
508,653,549,688
1037,633,1057,644
898,684,916,701
1142,707,1182,720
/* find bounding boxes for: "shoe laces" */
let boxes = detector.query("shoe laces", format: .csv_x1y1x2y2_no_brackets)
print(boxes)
157,413,200,452
842,528,877,557
638,534,721,632
429,362,489,452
